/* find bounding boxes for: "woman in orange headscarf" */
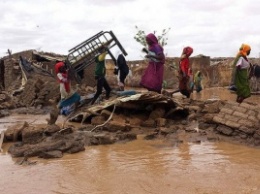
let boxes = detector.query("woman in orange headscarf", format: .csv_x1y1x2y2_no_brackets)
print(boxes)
233,44,251,103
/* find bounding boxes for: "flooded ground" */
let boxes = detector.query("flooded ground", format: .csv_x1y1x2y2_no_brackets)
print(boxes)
1,87,260,194
191,87,260,104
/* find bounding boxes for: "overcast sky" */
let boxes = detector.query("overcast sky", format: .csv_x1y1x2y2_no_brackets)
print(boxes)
1,0,260,60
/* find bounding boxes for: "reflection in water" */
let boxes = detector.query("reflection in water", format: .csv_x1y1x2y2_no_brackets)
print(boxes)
0,88,260,194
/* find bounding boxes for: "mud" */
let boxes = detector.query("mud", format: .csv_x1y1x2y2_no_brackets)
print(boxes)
1,90,259,161
0,51,260,161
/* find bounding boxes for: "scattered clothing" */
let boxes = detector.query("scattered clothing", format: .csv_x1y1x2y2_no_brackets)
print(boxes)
116,90,137,96
58,92,81,116
114,52,129,91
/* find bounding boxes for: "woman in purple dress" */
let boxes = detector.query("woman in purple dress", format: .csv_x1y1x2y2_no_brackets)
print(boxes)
140,33,165,94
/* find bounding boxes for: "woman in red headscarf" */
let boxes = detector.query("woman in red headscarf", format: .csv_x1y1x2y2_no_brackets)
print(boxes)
179,46,193,98
55,61,71,100
140,33,165,94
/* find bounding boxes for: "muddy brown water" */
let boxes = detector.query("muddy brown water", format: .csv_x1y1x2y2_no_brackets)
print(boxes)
1,87,260,194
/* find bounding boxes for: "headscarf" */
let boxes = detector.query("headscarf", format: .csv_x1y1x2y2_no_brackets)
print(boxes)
233,43,251,66
237,43,251,57
146,33,163,51
55,61,65,74
181,46,193,58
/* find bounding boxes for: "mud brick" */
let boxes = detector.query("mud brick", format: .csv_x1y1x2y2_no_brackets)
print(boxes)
247,110,257,117
224,114,239,123
213,115,226,124
93,134,116,145
238,126,256,135
107,120,126,132
217,113,225,118
141,119,156,128
225,121,240,129
216,125,234,135
91,115,106,126
225,101,239,107
232,111,248,119
22,126,44,144
188,106,201,112
253,130,260,140
247,115,258,123
202,113,215,123
220,108,234,115
4,122,28,141
238,119,254,128
156,118,167,127
149,107,165,120
159,127,176,135
232,106,247,114
239,103,258,111
257,113,260,120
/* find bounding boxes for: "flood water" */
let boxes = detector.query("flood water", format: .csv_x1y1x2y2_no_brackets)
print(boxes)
1,87,260,194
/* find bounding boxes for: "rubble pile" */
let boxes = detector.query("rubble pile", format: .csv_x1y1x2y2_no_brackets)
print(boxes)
0,49,260,162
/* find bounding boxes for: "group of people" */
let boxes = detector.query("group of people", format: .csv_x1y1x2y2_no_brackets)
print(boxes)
140,33,202,98
140,33,252,104
54,43,130,114
54,33,252,115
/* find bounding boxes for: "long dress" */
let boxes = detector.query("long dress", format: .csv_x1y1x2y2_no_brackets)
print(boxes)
179,57,192,98
140,45,165,93
235,57,251,100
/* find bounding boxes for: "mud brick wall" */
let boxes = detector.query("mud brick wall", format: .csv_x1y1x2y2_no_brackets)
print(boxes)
4,59,22,91
81,62,96,87
4,59,14,90
3,50,34,91
213,101,260,130
9,50,33,61
105,56,210,89
18,79,38,106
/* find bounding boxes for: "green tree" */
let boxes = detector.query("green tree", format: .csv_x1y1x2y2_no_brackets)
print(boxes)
133,26,171,47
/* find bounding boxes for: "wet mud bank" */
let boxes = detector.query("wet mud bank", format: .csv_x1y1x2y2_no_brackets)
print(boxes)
2,92,260,162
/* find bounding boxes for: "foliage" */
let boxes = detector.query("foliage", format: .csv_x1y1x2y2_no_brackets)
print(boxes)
133,26,171,47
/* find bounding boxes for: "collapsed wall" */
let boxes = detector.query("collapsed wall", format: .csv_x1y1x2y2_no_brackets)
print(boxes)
0,50,66,108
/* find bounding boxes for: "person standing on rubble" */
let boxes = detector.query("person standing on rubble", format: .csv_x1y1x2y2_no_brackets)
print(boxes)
91,45,111,105
140,33,165,94
178,46,193,98
55,61,80,115
114,51,129,91
55,61,71,100
233,43,252,103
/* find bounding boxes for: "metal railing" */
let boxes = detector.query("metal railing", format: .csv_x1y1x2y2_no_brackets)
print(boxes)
66,31,127,83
